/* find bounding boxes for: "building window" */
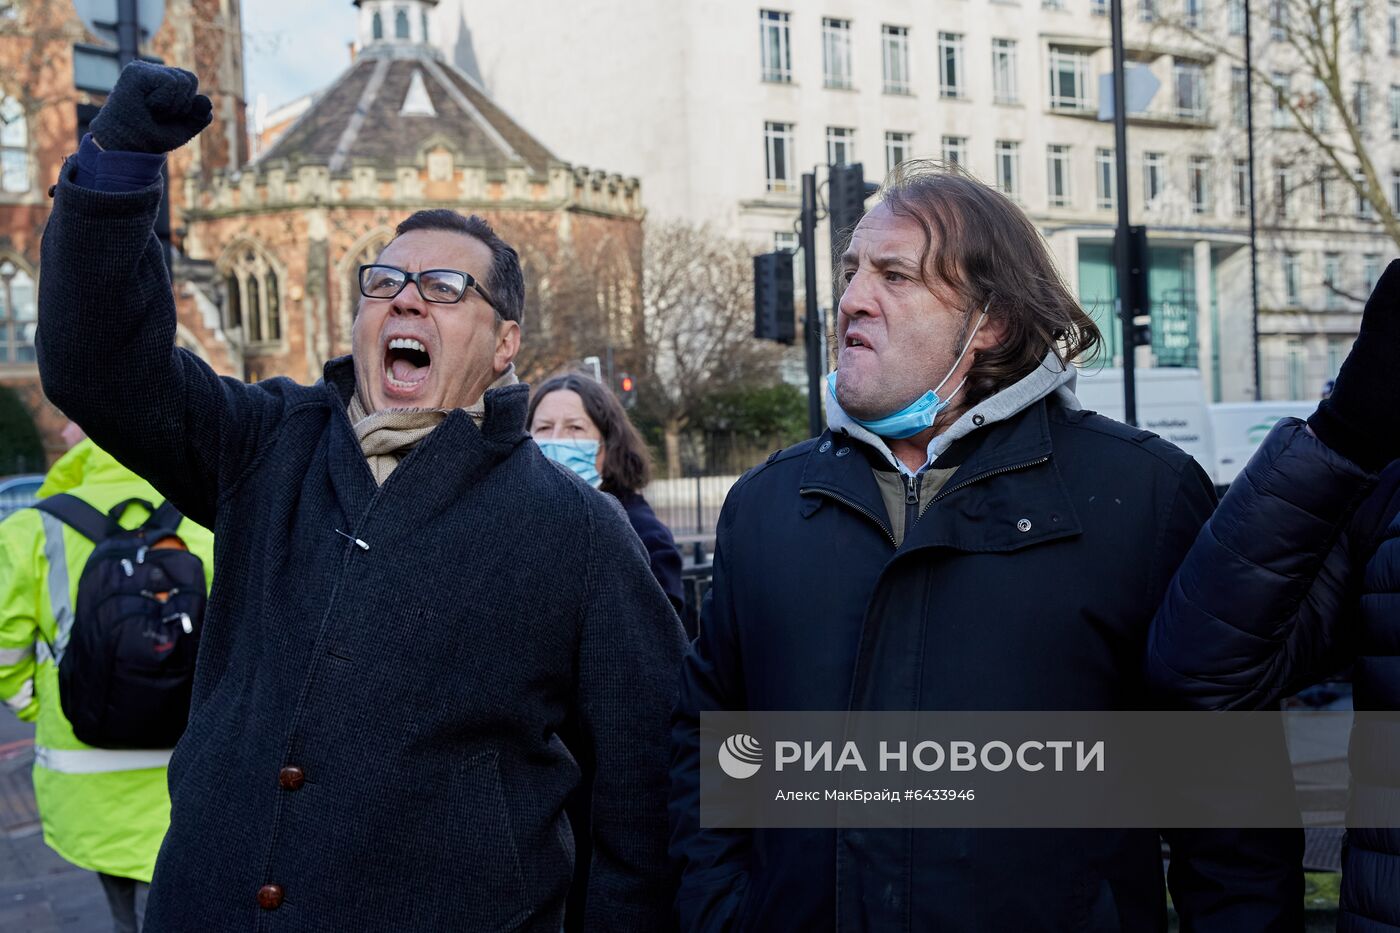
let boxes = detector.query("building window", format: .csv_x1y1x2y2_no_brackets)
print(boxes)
1390,85,1400,138
222,248,283,345
1049,47,1091,111
1092,0,1108,14
1231,67,1248,128
1352,1,1367,51
1228,0,1246,34
939,32,964,98
1270,0,1287,39
371,10,383,40
1392,171,1400,213
1318,169,1336,217
883,25,911,94
1233,159,1250,217
1391,0,1400,54
1096,147,1116,210
1356,169,1376,219
992,39,1018,104
1314,79,1331,134
1143,151,1165,203
827,126,855,166
995,140,1021,199
1275,166,1292,218
1353,81,1371,132
1141,0,1157,22
822,17,853,89
1272,72,1290,128
1323,253,1343,308
1044,0,1066,9
1365,253,1383,292
394,7,409,39
421,10,428,42
1287,339,1305,398
1047,144,1072,207
1174,60,1206,119
774,231,798,254
942,135,967,168
0,96,29,193
0,258,36,363
764,121,794,193
1283,252,1301,305
760,11,792,83
1185,0,1203,28
885,131,912,174
1189,156,1212,213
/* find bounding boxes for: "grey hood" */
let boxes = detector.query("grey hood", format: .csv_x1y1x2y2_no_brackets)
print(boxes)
825,351,1081,475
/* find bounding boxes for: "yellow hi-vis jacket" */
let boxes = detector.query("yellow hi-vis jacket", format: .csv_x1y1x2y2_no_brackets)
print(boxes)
0,440,214,881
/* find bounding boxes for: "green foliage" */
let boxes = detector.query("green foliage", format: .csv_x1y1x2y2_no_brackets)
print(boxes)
691,382,807,448
0,385,43,475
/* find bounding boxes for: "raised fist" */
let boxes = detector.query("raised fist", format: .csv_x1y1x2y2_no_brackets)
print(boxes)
1308,258,1400,472
89,61,213,155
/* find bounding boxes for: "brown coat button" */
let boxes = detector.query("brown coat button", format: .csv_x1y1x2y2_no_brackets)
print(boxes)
257,884,284,909
278,766,305,790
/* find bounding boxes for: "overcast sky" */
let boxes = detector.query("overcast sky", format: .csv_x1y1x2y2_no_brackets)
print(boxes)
241,0,356,116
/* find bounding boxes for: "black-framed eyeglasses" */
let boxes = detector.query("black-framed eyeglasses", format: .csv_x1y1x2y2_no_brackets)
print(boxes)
358,264,497,312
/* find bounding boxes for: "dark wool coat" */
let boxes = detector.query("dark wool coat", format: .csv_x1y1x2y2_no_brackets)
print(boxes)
614,489,684,615
671,396,1302,932
38,174,686,932
1148,423,1399,932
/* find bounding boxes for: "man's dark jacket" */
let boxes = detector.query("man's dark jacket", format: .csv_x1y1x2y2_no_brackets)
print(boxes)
38,173,686,931
671,395,1302,931
1148,421,1399,931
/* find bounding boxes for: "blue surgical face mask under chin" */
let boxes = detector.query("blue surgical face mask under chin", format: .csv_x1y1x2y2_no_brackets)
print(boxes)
828,309,988,440
536,438,602,488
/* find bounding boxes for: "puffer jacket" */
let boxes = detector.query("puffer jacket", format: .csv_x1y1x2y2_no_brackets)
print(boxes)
1146,419,1397,931
0,440,215,881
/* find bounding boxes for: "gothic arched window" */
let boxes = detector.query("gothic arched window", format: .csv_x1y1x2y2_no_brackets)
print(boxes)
0,256,36,362
221,247,283,346
395,7,409,39
0,95,30,193
372,10,383,39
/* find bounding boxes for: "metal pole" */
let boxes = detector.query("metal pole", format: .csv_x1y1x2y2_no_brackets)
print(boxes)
1244,0,1262,399
1110,0,1138,426
801,172,823,437
115,0,140,64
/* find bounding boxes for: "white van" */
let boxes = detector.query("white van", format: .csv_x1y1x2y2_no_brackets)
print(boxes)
1072,367,1314,488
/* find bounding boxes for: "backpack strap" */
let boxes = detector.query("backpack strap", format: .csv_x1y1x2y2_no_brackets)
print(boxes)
32,494,119,543
141,501,184,535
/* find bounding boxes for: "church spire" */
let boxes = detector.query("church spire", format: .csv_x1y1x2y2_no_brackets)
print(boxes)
354,0,439,49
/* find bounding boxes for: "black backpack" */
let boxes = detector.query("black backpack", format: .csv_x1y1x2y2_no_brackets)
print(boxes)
32,494,207,750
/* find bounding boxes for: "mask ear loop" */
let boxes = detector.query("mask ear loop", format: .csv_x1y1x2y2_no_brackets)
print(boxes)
930,299,992,401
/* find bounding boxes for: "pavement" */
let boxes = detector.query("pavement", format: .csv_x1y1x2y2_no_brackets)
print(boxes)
0,715,114,933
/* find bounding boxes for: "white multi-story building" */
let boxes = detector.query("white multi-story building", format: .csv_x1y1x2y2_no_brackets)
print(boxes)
431,0,1398,402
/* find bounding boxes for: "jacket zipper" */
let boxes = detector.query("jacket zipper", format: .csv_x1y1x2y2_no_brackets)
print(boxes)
930,455,1051,504
904,473,922,535
799,486,897,549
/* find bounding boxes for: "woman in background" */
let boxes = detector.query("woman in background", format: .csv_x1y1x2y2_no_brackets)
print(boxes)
528,372,684,614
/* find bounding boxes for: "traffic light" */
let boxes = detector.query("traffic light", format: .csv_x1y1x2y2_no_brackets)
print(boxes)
1114,225,1153,347
618,372,637,409
753,251,796,343
828,163,880,255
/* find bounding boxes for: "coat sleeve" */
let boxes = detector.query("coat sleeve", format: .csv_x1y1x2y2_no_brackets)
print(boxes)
37,173,288,529
669,490,754,932
576,495,687,932
1141,453,1305,931
0,513,41,722
1146,418,1374,710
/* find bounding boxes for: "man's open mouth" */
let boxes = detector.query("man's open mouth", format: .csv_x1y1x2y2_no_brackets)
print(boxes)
384,337,432,388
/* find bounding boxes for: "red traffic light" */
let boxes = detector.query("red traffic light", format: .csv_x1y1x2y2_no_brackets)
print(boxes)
621,375,634,393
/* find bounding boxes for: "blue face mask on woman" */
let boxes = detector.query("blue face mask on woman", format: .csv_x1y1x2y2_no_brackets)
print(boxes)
536,438,602,488
828,308,988,439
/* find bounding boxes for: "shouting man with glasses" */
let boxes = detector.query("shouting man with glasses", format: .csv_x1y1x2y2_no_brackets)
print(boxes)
37,63,684,932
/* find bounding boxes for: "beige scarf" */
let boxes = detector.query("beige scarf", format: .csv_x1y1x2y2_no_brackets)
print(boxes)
348,365,519,485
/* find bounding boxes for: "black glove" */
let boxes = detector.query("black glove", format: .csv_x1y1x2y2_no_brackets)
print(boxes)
89,61,213,154
1308,258,1400,472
